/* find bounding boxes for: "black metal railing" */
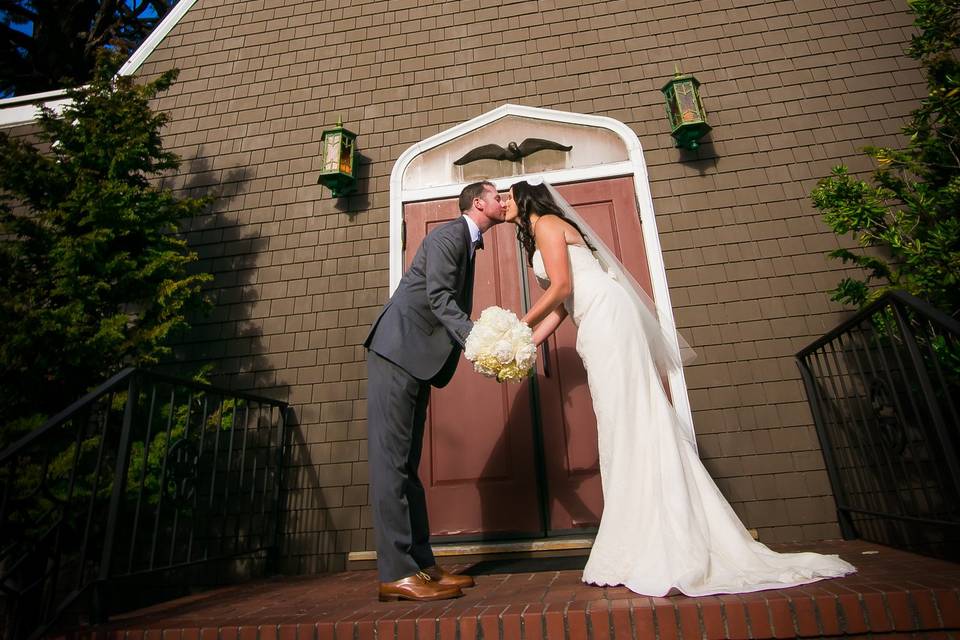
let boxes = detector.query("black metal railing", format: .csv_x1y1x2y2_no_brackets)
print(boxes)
797,291,960,561
0,368,289,640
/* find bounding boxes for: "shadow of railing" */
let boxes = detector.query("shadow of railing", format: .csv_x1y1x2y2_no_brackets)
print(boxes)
796,291,960,561
0,368,289,640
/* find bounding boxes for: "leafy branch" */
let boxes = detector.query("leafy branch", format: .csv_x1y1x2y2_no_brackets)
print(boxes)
811,0,960,315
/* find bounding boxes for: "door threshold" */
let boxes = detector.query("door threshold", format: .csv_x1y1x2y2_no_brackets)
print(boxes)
347,536,596,571
347,529,759,571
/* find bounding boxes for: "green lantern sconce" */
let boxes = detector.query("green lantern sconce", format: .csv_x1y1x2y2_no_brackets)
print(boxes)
661,72,711,151
317,118,358,197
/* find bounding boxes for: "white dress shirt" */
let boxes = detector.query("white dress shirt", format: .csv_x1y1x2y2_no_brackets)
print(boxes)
462,214,481,258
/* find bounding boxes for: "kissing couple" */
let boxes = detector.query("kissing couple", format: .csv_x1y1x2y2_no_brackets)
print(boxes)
363,180,855,602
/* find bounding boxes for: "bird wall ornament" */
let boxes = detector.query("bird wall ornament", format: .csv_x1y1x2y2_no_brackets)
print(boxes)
453,138,573,165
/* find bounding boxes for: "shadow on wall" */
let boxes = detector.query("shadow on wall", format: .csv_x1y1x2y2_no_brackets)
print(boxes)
163,154,289,398
676,135,719,175
157,152,336,574
278,409,340,574
329,151,373,219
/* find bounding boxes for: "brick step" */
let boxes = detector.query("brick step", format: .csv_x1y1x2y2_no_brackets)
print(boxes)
75,540,959,640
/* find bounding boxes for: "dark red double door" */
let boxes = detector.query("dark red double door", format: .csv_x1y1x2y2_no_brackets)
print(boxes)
402,177,653,538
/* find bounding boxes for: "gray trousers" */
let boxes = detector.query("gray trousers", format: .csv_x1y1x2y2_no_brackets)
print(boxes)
366,350,436,582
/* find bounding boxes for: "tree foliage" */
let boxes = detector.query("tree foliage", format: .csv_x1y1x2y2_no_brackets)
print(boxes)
1,0,177,96
0,52,212,446
811,0,960,315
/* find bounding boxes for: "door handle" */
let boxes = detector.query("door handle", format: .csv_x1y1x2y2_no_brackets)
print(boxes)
541,340,551,378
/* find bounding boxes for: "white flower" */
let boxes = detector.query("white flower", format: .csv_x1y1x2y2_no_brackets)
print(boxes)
464,306,536,383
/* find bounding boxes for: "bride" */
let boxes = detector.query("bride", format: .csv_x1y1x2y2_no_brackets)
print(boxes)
504,179,855,597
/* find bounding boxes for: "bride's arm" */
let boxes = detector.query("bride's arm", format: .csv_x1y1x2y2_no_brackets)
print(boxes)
532,306,567,345
521,217,572,329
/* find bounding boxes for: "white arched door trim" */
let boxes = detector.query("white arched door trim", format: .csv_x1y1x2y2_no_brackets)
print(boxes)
388,104,696,437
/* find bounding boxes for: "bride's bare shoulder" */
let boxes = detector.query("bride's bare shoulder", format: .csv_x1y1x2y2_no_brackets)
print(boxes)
537,214,584,246
533,214,563,238
536,214,572,234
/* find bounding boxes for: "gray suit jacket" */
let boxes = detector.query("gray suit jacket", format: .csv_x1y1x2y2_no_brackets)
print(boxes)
364,216,475,387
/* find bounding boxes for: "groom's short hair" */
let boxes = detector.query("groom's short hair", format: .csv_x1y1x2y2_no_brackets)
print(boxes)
459,181,495,213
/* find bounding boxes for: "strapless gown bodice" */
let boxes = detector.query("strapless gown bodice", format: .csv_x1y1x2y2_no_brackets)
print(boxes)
532,244,629,326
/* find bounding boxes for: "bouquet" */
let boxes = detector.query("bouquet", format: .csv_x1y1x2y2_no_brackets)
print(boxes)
464,306,537,383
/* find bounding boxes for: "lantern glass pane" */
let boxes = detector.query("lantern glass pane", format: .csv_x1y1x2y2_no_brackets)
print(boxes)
339,138,353,174
677,81,701,123
666,86,682,128
323,132,342,172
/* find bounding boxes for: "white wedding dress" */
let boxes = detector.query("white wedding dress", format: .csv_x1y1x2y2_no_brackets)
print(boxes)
532,244,856,597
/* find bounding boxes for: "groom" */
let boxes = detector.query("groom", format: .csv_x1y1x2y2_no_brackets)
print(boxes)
364,181,505,601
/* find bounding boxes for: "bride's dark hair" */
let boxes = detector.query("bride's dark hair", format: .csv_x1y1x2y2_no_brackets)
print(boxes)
512,180,593,266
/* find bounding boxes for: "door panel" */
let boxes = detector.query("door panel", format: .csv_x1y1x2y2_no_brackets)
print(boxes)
403,199,540,536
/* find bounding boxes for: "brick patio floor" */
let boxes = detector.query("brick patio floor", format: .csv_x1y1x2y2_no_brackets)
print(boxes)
79,540,960,639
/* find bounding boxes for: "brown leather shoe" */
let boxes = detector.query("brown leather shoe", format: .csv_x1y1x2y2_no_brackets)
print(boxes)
422,564,476,589
378,571,464,602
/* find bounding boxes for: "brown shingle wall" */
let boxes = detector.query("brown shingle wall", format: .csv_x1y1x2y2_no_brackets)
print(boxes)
131,0,924,571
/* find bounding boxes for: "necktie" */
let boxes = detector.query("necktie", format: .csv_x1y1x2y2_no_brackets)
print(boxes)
474,235,484,252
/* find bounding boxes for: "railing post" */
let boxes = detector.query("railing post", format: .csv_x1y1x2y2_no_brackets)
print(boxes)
92,372,140,624
891,302,960,498
268,406,290,576
796,355,857,539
